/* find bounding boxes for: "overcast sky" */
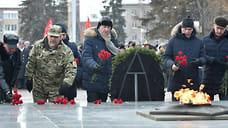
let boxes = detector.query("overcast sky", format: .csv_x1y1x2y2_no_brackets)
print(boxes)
0,0,150,21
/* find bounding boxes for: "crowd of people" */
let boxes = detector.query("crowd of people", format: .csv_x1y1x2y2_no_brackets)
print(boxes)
0,15,228,103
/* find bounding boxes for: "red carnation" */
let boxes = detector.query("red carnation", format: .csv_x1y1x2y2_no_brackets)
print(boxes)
70,99,76,104
75,58,79,65
12,89,23,105
94,99,102,104
52,100,56,104
90,50,111,83
37,100,45,105
178,51,183,55
113,98,118,104
118,99,123,104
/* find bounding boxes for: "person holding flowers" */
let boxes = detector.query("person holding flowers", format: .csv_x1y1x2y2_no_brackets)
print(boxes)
82,16,119,102
163,16,206,101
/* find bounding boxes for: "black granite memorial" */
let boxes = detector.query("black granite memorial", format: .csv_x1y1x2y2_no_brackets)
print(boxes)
111,48,164,101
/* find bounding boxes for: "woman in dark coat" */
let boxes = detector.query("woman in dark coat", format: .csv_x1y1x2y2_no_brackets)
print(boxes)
163,17,206,101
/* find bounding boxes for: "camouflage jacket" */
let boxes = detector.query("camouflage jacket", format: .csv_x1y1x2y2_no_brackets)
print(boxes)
25,37,76,90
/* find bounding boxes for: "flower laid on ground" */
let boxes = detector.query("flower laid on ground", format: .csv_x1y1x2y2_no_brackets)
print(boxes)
37,100,45,105
51,96,76,105
12,90,23,105
94,99,102,104
70,99,76,104
113,98,123,104
90,50,111,83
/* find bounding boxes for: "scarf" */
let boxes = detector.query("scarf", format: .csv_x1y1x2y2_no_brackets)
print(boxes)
98,29,119,55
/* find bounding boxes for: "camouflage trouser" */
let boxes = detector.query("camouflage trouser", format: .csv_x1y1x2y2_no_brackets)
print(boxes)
32,88,60,103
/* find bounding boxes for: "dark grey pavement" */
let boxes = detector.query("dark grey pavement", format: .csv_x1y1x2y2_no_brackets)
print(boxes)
0,89,226,128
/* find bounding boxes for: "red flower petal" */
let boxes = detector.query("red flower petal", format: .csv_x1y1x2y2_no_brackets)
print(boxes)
70,100,76,104
178,51,183,55
118,99,123,104
13,90,18,94
114,99,118,104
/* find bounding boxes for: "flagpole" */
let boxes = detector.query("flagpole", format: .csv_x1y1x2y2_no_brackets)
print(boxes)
72,0,76,42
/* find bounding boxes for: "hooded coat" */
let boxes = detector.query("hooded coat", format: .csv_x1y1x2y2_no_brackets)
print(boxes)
163,22,206,92
82,27,118,93
202,30,228,94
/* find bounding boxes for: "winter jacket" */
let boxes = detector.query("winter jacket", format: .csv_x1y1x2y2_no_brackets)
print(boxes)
63,35,82,84
61,34,82,99
163,23,206,92
0,44,21,87
17,47,30,79
0,55,10,102
25,37,76,94
82,27,118,93
202,30,228,94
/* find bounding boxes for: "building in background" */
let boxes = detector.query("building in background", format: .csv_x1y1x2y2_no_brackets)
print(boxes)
0,7,21,41
122,1,151,45
0,0,152,45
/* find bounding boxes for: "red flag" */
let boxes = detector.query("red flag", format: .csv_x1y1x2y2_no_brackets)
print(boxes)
43,18,53,37
84,17,91,28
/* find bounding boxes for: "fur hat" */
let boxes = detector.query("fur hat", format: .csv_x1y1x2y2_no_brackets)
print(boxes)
97,16,113,29
214,17,228,28
182,16,194,28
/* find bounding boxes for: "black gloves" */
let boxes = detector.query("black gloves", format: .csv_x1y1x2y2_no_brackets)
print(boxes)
190,58,201,67
59,83,76,100
26,79,33,92
93,64,102,73
5,93,12,103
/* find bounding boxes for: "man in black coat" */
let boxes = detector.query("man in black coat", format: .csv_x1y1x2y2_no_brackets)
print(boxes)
0,34,20,103
202,16,228,100
163,16,206,101
56,23,82,100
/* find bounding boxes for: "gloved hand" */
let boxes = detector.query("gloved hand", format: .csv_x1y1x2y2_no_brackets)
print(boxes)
26,79,33,92
5,93,12,103
59,83,69,95
93,64,102,73
190,58,201,67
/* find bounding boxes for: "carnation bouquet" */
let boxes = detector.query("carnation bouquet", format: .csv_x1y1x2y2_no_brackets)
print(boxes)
90,50,111,83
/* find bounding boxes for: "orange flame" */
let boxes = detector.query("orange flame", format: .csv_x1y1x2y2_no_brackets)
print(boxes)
174,84,211,105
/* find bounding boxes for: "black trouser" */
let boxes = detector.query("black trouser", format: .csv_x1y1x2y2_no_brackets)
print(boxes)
87,91,108,102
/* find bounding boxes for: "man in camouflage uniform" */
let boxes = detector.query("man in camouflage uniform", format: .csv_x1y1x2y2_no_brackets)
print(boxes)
25,25,76,103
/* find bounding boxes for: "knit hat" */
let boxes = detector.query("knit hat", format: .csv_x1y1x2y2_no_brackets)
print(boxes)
182,16,194,28
55,23,67,33
97,16,113,29
214,17,228,28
